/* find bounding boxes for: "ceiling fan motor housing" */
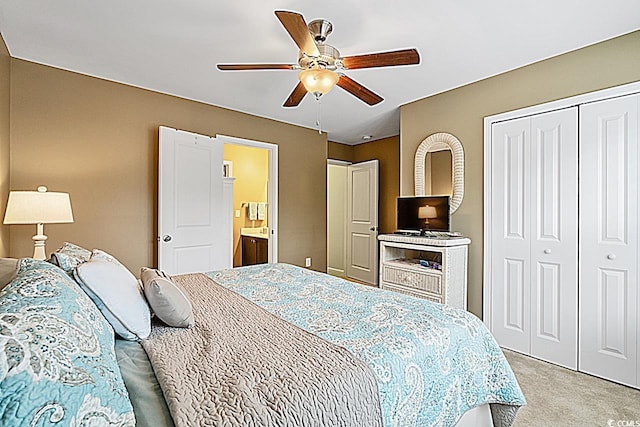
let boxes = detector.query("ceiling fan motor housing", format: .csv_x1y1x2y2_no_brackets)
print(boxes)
308,19,332,43
299,44,341,70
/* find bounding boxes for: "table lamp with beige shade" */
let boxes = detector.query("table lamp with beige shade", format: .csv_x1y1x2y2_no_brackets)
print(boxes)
3,186,74,260
418,205,437,229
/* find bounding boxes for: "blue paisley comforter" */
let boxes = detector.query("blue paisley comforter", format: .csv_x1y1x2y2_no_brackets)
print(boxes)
208,263,525,427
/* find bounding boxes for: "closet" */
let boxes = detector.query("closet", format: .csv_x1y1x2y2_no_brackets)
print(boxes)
484,83,640,389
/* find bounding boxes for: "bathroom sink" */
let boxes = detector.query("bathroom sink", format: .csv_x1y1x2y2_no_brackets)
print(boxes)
240,227,269,239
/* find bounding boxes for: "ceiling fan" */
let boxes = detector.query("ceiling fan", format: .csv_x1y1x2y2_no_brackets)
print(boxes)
217,10,420,107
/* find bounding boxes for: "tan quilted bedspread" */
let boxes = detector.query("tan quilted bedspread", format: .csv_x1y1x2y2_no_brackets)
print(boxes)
141,273,382,426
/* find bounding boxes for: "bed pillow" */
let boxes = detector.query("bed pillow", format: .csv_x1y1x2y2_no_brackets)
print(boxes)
0,257,19,290
90,249,144,291
141,267,194,328
91,248,122,263
0,258,135,425
49,242,92,275
74,257,151,341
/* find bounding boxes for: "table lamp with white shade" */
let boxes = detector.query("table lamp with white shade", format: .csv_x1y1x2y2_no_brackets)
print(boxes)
418,205,437,228
3,186,74,260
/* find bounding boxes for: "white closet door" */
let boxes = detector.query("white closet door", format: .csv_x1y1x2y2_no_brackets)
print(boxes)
491,116,532,354
529,108,578,369
580,94,638,387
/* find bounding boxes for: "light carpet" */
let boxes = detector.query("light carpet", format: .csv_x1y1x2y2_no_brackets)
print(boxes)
504,349,640,426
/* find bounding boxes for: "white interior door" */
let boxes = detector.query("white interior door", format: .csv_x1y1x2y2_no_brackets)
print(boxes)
580,94,638,387
490,109,579,368
490,116,532,354
158,126,225,275
529,108,578,369
346,160,379,284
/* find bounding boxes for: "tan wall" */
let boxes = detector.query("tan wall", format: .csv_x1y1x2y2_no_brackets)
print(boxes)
400,30,640,317
327,138,399,235
327,141,353,162
10,59,328,274
0,34,9,257
222,144,269,267
353,136,399,234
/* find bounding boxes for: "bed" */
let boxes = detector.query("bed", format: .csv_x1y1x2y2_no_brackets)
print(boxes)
0,248,525,427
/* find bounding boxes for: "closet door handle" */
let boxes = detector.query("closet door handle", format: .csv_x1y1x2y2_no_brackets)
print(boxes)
607,254,616,260
162,235,172,242
543,249,551,254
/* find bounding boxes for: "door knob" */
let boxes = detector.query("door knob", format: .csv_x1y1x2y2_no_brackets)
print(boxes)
369,226,378,231
607,254,616,260
163,235,172,242
544,249,551,254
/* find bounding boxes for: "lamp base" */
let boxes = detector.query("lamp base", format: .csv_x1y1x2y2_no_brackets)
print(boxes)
32,223,48,261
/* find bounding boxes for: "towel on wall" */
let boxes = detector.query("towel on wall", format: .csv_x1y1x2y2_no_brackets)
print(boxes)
257,202,267,221
248,202,258,220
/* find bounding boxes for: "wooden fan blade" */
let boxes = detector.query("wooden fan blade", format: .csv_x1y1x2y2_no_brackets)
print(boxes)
336,75,383,106
275,10,320,57
283,81,307,107
217,64,295,71
341,48,420,70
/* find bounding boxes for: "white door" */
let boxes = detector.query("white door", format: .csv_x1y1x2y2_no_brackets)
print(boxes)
158,126,225,275
346,160,379,284
580,94,639,387
490,116,532,355
529,108,578,369
490,108,578,369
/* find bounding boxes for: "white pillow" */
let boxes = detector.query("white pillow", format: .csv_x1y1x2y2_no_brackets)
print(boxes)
91,248,126,265
141,267,195,328
74,258,151,341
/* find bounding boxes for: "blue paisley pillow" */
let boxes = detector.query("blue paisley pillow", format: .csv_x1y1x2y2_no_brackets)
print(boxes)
49,242,92,276
0,259,135,426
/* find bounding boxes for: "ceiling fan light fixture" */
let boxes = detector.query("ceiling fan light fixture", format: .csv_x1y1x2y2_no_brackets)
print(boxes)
298,67,339,97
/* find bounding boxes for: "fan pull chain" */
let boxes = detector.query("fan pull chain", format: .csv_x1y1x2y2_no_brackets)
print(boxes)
315,95,322,134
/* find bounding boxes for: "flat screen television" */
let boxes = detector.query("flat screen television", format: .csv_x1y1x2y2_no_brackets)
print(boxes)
396,196,450,233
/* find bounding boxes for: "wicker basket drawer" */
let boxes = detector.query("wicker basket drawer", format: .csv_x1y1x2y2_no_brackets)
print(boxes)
381,283,443,304
382,264,442,295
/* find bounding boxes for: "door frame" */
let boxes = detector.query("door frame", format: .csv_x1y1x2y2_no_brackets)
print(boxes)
483,80,640,328
216,134,279,263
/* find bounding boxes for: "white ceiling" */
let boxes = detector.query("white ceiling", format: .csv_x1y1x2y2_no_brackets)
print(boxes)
1,1,639,144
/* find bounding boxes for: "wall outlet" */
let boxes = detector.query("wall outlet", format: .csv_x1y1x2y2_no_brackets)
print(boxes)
235,210,240,218
305,257,312,267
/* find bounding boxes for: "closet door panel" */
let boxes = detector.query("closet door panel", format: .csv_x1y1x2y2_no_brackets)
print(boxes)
580,94,638,387
490,117,531,354
530,108,578,369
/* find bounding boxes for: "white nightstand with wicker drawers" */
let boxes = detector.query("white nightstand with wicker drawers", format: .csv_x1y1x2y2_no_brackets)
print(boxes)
378,234,470,309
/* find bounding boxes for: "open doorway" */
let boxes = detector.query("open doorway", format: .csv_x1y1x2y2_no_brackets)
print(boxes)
217,135,278,267
327,159,379,284
327,160,349,277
